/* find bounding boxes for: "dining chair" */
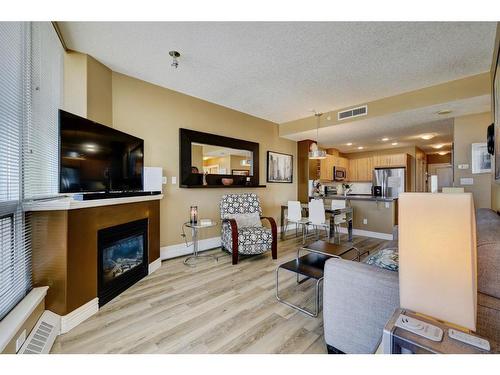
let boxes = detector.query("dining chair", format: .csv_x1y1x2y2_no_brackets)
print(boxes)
331,200,347,243
284,201,310,244
308,199,330,240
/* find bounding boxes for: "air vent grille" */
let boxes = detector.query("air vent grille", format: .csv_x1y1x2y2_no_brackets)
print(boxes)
337,105,368,121
19,311,60,354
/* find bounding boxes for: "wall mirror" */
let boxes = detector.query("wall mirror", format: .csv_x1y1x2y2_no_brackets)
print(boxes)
191,143,254,176
179,128,262,188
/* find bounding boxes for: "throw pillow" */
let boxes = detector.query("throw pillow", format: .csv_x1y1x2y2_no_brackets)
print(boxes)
364,248,399,272
227,212,262,228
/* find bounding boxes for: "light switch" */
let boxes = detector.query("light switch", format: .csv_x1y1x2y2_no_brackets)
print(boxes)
460,177,473,186
385,202,390,208
458,164,469,170
363,218,368,225
162,176,167,184
171,176,177,185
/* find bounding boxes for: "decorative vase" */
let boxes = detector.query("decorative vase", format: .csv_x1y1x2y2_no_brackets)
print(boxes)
222,178,234,186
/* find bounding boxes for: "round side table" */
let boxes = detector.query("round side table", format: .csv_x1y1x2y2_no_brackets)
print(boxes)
183,220,218,266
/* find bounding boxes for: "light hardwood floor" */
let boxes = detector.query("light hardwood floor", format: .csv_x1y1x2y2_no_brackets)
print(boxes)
51,232,388,354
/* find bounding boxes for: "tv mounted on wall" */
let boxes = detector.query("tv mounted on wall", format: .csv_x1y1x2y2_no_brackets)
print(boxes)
59,110,144,193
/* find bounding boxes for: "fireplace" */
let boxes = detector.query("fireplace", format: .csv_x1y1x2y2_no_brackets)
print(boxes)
98,218,148,307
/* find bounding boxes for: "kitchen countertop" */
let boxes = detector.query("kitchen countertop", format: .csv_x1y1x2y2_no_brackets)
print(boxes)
316,194,398,202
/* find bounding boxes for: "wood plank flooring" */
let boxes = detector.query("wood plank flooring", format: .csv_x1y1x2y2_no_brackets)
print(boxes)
51,232,388,354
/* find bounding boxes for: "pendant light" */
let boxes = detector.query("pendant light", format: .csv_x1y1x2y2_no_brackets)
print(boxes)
309,112,327,159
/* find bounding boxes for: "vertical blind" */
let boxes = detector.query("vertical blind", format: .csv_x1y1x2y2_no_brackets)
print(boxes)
0,22,62,320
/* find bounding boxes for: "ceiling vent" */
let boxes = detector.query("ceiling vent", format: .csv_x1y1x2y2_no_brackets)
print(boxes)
18,311,60,354
337,105,368,121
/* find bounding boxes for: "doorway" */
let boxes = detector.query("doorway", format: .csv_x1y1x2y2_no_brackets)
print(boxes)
427,163,453,192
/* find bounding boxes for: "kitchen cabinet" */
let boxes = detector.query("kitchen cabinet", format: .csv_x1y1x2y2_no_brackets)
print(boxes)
320,154,349,181
346,153,409,182
348,157,373,182
373,153,407,168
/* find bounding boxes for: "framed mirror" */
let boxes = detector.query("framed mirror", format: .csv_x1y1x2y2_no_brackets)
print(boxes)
179,128,261,187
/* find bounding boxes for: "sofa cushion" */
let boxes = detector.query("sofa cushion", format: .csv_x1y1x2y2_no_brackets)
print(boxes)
476,208,500,299
364,248,399,272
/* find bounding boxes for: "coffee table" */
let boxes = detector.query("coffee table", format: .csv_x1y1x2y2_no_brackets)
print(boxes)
276,240,368,317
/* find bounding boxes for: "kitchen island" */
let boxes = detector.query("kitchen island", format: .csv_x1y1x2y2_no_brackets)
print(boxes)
319,194,397,239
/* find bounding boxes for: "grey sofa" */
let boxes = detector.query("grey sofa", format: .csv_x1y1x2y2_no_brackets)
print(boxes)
323,208,500,353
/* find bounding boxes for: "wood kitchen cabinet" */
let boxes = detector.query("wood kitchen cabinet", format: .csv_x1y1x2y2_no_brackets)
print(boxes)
320,154,349,181
346,153,409,182
348,157,373,182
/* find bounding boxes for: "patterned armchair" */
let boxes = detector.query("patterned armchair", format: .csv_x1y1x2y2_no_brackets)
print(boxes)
220,193,277,265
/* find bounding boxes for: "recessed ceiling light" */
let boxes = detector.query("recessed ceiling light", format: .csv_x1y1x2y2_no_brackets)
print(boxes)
357,146,364,150
433,144,444,149
437,109,452,115
420,134,435,140
382,137,389,142
346,142,353,146
438,151,449,156
392,142,398,146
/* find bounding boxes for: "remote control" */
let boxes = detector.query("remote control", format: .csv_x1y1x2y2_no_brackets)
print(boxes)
448,329,490,351
395,314,443,342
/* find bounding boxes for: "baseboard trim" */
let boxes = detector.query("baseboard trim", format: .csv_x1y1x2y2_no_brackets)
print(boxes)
60,298,98,334
336,227,393,241
148,258,161,274
160,236,221,260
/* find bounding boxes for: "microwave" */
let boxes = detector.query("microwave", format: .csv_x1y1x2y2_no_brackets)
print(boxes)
333,166,347,181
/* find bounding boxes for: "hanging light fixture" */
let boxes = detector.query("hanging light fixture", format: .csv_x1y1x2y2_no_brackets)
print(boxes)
309,112,327,159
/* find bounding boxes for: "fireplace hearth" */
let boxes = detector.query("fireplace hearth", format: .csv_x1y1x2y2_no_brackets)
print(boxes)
98,218,149,306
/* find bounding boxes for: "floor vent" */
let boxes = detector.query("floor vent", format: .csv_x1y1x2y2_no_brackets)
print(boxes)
337,105,368,121
18,311,60,354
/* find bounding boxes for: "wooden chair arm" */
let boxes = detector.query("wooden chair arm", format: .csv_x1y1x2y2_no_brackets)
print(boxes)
260,216,278,260
222,218,239,264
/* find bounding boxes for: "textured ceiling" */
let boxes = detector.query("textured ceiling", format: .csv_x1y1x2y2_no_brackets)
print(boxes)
59,22,496,123
284,95,491,153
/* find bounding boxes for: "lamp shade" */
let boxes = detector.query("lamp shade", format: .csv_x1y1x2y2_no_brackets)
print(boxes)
398,193,477,331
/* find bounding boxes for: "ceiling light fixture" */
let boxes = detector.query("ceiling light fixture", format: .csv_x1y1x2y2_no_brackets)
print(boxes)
420,134,435,140
433,144,444,149
438,151,449,156
437,109,452,115
346,142,353,146
357,146,364,150
382,137,389,142
169,51,180,69
392,142,398,146
309,112,327,160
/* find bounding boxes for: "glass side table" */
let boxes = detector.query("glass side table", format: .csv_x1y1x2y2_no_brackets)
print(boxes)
183,220,218,266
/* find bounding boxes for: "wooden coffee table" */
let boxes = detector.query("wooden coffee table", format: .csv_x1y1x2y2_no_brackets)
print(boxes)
276,240,368,317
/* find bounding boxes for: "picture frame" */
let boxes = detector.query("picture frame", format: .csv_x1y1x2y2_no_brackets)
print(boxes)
231,169,249,176
471,143,492,174
267,151,293,183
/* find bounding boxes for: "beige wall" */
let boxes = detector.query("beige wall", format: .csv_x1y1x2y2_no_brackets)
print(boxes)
191,145,203,171
453,112,492,209
230,155,251,173
280,73,491,136
63,52,113,126
86,55,112,126
111,72,297,246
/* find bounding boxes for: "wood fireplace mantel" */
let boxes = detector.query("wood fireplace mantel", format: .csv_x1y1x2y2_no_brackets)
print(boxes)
30,197,161,316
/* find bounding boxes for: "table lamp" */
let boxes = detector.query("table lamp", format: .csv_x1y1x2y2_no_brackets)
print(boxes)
398,193,477,331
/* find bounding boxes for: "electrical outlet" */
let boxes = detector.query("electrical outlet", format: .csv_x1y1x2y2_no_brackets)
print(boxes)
385,202,390,208
171,176,177,185
162,176,167,184
363,218,368,225
15,329,26,352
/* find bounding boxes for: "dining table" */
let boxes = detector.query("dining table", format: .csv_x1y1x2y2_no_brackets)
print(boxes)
280,203,353,241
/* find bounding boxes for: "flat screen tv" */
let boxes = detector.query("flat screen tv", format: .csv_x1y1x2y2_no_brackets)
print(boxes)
59,110,144,193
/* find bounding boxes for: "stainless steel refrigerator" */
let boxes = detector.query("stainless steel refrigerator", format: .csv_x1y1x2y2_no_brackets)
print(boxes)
372,167,406,198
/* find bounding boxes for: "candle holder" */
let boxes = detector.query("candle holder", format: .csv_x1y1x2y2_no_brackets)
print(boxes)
190,206,198,224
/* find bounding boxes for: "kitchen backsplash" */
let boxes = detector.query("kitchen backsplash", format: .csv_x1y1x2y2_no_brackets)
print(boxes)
324,181,373,195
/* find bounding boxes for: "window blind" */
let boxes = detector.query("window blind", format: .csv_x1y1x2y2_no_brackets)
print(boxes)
0,22,62,320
